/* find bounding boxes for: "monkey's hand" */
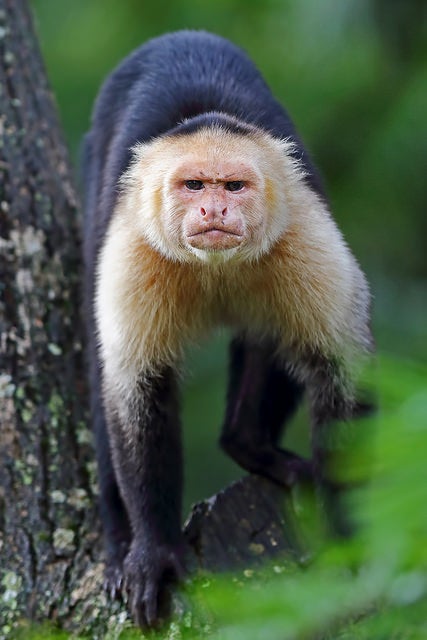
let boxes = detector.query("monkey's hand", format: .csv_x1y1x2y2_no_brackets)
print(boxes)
103,540,130,601
123,541,186,629
104,561,125,601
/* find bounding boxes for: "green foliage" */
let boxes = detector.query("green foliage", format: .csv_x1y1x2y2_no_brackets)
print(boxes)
12,623,69,639
178,356,427,640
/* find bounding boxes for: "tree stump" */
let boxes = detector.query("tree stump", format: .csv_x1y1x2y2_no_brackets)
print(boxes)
184,475,305,572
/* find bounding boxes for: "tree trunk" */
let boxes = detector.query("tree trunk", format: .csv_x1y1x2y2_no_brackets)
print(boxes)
0,0,104,634
0,2,303,637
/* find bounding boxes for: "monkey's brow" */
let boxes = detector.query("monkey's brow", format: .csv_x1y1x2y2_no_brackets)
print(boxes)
184,170,243,182
200,173,241,180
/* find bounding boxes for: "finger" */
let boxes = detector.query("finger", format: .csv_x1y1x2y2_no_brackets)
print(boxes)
104,569,124,601
143,580,159,628
133,600,149,630
130,583,149,629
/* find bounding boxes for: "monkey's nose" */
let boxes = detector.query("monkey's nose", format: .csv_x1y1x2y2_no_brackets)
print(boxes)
200,207,228,219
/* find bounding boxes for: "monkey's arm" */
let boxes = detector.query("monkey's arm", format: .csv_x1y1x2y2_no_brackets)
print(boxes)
103,366,185,627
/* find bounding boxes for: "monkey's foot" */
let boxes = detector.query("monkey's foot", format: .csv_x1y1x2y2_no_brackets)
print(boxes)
221,434,314,488
123,542,186,629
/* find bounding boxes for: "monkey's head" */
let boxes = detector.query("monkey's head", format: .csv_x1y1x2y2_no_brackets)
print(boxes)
123,121,303,264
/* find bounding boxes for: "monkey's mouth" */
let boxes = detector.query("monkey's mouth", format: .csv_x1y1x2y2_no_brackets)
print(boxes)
186,227,243,251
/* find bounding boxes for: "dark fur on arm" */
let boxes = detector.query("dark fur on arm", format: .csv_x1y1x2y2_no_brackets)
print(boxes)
103,366,185,626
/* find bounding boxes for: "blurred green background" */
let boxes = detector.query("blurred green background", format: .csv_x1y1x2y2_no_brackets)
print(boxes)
31,0,427,512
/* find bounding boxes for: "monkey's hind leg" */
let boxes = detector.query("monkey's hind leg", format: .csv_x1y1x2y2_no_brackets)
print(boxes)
220,336,312,487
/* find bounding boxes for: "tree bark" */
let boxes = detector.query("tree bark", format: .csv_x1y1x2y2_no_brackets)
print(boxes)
0,2,303,637
0,0,103,635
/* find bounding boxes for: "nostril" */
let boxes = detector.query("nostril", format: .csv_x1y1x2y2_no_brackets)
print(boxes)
200,207,207,216
221,207,227,216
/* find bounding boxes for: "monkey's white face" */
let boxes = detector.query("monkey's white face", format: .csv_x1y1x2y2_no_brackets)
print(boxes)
168,157,265,262
126,127,299,264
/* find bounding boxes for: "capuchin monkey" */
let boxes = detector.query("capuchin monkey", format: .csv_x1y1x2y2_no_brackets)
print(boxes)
83,30,373,628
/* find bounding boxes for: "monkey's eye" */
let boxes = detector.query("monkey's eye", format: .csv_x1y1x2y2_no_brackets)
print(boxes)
185,180,204,191
225,181,244,192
